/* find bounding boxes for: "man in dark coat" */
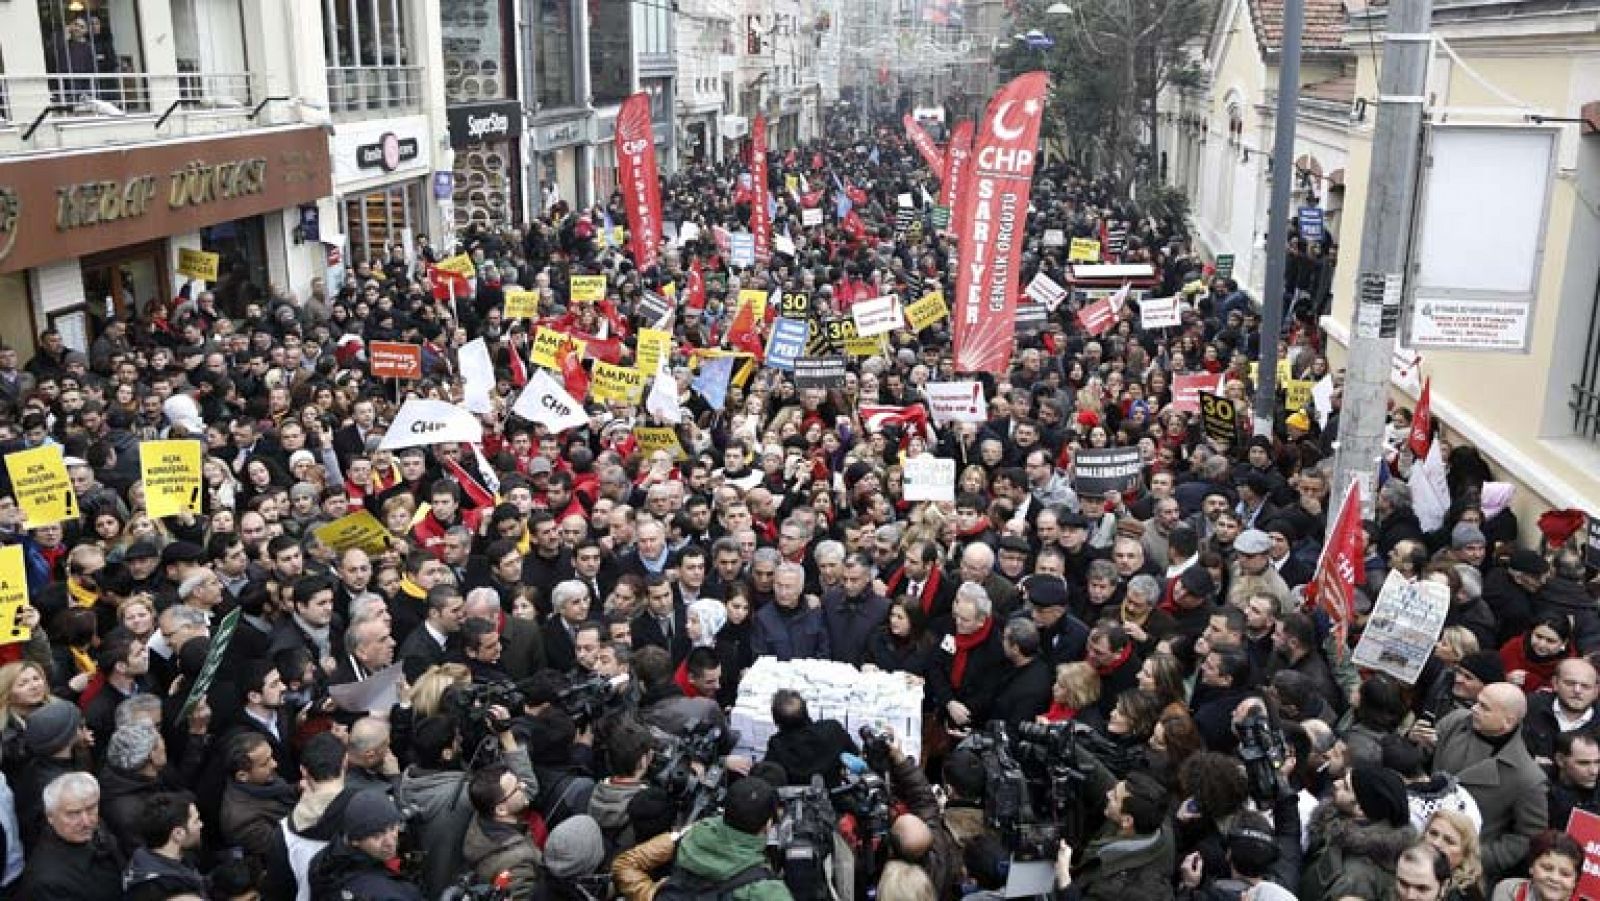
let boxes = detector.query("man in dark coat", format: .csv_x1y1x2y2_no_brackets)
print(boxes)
927,584,1009,730
763,689,860,789
1060,772,1175,901
822,555,890,667
17,772,124,901
990,618,1054,728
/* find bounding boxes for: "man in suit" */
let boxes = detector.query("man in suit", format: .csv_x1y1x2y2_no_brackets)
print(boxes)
226,660,300,785
617,520,675,581
396,585,466,681
1427,681,1548,884
332,398,380,470
464,588,545,679
631,573,689,665
543,580,593,673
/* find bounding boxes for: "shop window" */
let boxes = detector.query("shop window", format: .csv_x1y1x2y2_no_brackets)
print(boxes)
442,0,507,103
171,0,250,105
343,183,421,268
38,0,149,112
588,0,631,106
323,0,418,114
535,0,575,109
201,218,269,315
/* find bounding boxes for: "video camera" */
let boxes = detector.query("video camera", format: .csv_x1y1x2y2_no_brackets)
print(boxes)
557,673,617,730
770,777,842,901
648,721,737,828
1235,706,1287,805
961,720,1108,862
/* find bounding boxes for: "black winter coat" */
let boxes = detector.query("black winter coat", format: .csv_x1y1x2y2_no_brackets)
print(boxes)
17,826,125,901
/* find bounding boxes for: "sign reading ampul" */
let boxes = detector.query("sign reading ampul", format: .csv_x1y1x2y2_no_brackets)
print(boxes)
368,341,423,380
0,126,332,274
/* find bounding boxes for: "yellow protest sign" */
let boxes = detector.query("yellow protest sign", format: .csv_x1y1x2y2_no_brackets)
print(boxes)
591,361,645,403
1284,379,1313,412
738,289,768,323
634,426,688,461
904,291,949,331
611,226,626,247
435,253,477,278
661,282,676,300
4,445,76,527
571,275,607,303
141,440,203,519
636,328,672,376
1279,359,1293,382
531,329,587,370
176,248,220,282
825,317,884,357
314,511,396,556
1068,238,1101,263
503,289,539,319
0,546,30,644
785,174,800,196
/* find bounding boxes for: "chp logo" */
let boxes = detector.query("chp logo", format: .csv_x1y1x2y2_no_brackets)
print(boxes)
0,188,18,266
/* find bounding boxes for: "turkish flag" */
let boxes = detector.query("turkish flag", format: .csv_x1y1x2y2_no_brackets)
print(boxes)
686,259,707,311
952,72,1049,375
557,339,589,401
429,267,471,302
1306,479,1366,662
1408,378,1433,458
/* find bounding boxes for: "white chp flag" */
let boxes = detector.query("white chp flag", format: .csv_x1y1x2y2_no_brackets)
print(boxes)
459,338,496,415
511,370,588,433
646,366,683,425
379,399,484,451
1107,282,1132,313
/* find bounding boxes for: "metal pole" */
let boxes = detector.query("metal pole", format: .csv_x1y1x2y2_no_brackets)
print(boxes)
1250,0,1303,436
1328,0,1433,530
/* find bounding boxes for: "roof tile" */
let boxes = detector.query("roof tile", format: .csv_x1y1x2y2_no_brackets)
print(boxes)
1250,0,1350,54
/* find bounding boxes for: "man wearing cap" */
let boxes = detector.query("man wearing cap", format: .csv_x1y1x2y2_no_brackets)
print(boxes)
1482,549,1545,646
1023,574,1089,667
659,777,793,901
1261,517,1312,590
1228,529,1293,615
1448,522,1489,572
124,537,168,598
308,789,423,900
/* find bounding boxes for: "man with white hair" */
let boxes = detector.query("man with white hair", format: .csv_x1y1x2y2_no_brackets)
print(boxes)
463,587,544,679
926,583,1007,730
543,580,592,673
752,562,830,660
957,542,1017,617
333,616,396,687
19,772,123,900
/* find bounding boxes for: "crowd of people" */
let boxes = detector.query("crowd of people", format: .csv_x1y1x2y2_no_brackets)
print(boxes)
0,110,1594,901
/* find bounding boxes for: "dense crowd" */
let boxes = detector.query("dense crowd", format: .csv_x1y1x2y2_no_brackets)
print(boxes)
0,111,1593,901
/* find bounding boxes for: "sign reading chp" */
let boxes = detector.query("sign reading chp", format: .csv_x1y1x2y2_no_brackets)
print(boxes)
449,101,524,149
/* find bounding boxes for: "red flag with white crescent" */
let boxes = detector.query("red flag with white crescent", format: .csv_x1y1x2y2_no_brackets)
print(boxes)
615,92,663,272
750,116,772,264
952,72,1049,376
904,114,945,174
1408,378,1433,458
557,339,589,401
686,258,707,311
1306,479,1366,662
940,120,974,212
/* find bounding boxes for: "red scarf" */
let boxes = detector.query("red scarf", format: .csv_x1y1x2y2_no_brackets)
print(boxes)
950,616,994,690
1092,642,1133,677
885,566,943,617
1043,702,1075,723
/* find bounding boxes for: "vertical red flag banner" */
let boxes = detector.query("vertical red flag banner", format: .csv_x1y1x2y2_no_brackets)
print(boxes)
940,120,974,210
952,72,1049,376
904,114,945,174
1408,378,1433,458
749,116,772,264
615,92,663,272
686,258,707,311
1307,479,1366,661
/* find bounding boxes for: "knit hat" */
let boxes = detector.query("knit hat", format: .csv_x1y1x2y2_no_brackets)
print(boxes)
1456,651,1505,686
24,698,82,756
343,790,404,840
1234,529,1272,555
1350,766,1409,828
544,814,605,879
290,480,320,501
1450,523,1487,549
1509,548,1549,577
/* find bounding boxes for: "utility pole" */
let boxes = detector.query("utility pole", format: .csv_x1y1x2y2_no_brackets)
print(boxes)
1251,0,1305,436
1328,0,1433,530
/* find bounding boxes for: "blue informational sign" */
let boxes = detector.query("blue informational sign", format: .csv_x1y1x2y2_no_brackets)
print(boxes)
764,318,809,372
1299,206,1324,242
730,234,756,268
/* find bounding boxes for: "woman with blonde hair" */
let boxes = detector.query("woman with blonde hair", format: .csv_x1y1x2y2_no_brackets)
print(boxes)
409,663,472,717
117,594,158,644
1424,809,1486,901
0,660,50,772
1040,662,1101,726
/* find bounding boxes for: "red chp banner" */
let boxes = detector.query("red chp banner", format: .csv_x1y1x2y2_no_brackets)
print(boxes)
940,120,974,210
616,92,663,272
952,72,1049,376
1308,479,1366,662
904,114,945,174
750,116,772,264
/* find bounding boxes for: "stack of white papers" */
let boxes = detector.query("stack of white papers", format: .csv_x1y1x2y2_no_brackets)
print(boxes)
730,657,924,763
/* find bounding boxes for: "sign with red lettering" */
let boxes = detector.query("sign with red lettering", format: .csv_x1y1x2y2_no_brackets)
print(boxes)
1170,372,1223,414
616,92,663,272
368,341,422,380
1571,808,1600,899
749,116,771,264
952,72,1049,376
940,120,973,212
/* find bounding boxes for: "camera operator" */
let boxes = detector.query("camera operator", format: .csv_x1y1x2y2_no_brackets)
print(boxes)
764,690,858,789
588,720,655,853
1054,771,1173,901
873,727,972,901
613,777,793,901
1176,811,1296,901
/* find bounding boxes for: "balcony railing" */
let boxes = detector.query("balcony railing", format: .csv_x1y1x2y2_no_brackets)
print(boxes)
0,72,258,131
327,65,423,115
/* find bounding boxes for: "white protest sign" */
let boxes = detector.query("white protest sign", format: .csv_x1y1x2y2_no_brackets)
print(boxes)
378,399,484,450
852,295,905,337
903,455,956,502
459,337,496,414
897,193,914,209
730,233,755,267
679,222,701,246
1352,571,1450,684
1025,273,1069,311
926,381,988,423
1043,229,1066,247
1139,296,1182,330
511,370,589,432
773,233,797,257
327,662,406,713
802,208,823,227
